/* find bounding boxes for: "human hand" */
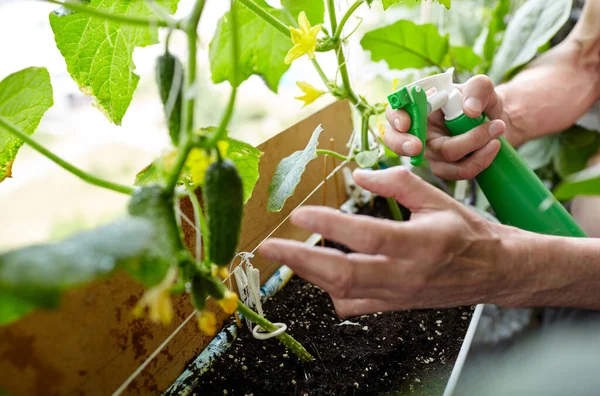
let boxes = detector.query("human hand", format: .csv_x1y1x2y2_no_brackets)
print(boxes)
259,167,529,317
384,75,510,180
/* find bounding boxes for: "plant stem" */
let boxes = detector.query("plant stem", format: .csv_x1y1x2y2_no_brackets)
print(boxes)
0,118,133,195
236,301,314,362
333,0,365,41
371,162,404,221
316,149,348,161
209,0,239,146
238,0,290,37
360,114,370,151
166,0,206,192
42,0,179,28
185,183,209,264
326,0,338,33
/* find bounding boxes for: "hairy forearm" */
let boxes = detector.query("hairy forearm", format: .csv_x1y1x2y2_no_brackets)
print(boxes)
497,227,600,310
496,1,600,146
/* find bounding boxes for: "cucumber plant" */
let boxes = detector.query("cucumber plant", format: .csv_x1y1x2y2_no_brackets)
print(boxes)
0,0,585,366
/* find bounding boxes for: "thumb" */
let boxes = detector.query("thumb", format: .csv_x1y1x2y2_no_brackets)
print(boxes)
352,167,457,213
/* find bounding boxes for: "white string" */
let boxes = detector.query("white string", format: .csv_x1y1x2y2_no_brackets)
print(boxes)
112,159,349,395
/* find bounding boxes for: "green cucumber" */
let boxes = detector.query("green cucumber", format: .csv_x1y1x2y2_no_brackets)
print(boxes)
156,51,184,145
204,159,244,266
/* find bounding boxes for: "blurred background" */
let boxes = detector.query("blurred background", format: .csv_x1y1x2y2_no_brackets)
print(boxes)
0,0,523,250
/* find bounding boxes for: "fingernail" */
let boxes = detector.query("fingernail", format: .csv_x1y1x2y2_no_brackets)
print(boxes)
489,120,504,137
464,97,482,113
394,117,401,130
402,141,413,155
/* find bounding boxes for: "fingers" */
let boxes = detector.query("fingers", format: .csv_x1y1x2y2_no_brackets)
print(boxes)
258,240,402,299
427,119,505,163
289,206,402,256
352,166,457,212
460,75,503,119
332,298,402,317
384,106,422,156
429,139,501,180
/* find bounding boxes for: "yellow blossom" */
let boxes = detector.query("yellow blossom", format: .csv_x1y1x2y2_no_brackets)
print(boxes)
185,148,213,186
284,12,322,64
392,78,400,91
376,117,386,138
217,290,239,314
218,267,230,279
132,268,178,326
198,311,218,336
294,81,325,107
217,140,230,158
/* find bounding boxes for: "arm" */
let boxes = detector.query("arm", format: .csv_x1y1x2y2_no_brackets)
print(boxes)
499,0,600,146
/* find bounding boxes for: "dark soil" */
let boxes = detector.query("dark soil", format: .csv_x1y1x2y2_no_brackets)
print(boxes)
192,198,473,395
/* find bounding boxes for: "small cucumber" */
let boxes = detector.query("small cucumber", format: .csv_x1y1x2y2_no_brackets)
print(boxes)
156,51,184,145
204,159,244,266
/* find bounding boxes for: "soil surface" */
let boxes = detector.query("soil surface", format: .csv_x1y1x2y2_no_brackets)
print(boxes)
192,198,473,395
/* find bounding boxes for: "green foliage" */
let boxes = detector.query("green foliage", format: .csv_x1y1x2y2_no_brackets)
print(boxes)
210,0,291,92
553,127,600,179
268,124,323,212
361,21,449,70
204,160,244,266
518,135,560,171
156,51,184,146
49,0,179,124
487,0,572,84
483,0,510,63
554,164,600,201
128,187,181,286
381,0,451,10
0,218,155,325
282,0,324,24
356,150,380,168
447,46,483,73
0,67,53,183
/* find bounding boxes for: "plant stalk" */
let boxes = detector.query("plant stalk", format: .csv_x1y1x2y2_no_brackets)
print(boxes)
236,301,314,362
326,0,338,33
0,118,133,195
185,183,209,264
42,0,179,28
333,0,365,41
238,0,290,37
316,149,348,161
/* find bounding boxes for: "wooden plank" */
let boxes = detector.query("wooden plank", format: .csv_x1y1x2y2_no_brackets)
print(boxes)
0,100,354,396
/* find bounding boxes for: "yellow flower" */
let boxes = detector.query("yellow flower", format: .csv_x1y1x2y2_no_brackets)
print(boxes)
217,290,239,314
198,311,218,336
185,148,213,186
392,78,400,91
217,140,230,158
285,11,322,64
295,81,325,107
218,267,230,279
132,268,178,326
377,117,386,138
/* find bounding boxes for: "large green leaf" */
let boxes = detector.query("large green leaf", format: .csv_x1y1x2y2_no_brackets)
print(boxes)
381,0,450,10
226,138,263,204
517,135,560,171
447,46,483,73
282,0,324,25
0,218,154,325
210,0,291,92
553,127,600,178
49,0,179,125
488,0,572,84
268,124,323,212
483,0,510,63
361,21,449,70
554,164,600,201
0,67,53,183
128,186,181,286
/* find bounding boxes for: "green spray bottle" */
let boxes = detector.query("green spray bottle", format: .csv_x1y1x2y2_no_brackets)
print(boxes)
387,68,586,237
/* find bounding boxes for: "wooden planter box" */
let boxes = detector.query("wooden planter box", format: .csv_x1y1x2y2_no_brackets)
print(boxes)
0,100,354,396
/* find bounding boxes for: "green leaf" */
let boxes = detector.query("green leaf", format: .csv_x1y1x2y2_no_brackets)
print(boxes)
361,21,449,70
448,46,483,73
49,0,179,125
356,150,379,168
381,0,450,10
483,0,510,63
0,218,154,325
282,0,324,25
553,127,600,178
268,124,323,212
517,135,560,171
554,164,600,201
135,161,164,187
210,0,291,92
488,0,572,84
128,186,181,286
226,138,263,204
0,67,53,183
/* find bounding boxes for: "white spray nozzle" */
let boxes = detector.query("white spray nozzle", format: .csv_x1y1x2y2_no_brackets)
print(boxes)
405,68,464,120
